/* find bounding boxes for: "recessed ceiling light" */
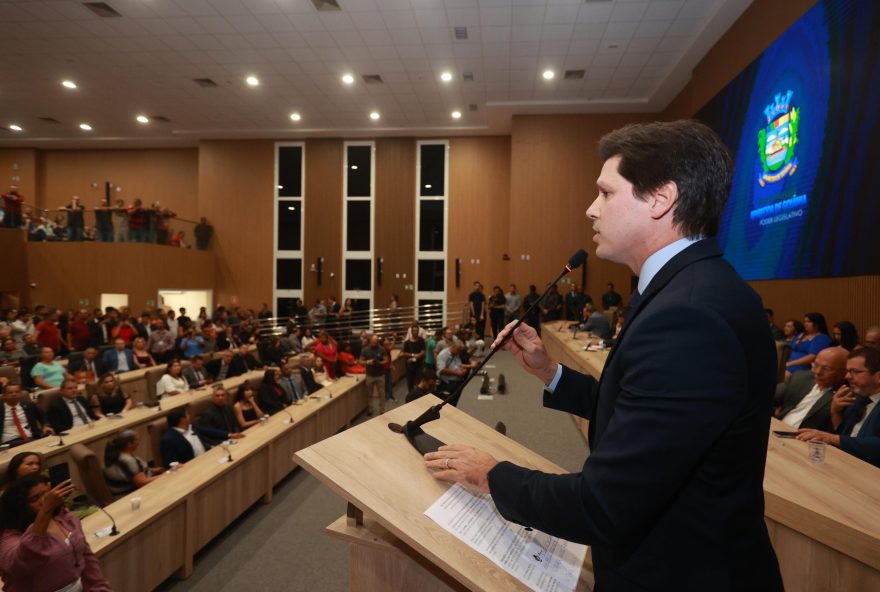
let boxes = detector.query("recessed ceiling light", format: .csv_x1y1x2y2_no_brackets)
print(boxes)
289,112,301,122
369,111,380,121
136,115,149,124
287,206,296,211
277,185,284,189
9,124,22,132
440,71,453,82
342,74,355,85
451,110,462,119
425,184,432,189
79,123,92,131
542,70,555,80
351,165,358,170
246,75,260,87
62,80,77,89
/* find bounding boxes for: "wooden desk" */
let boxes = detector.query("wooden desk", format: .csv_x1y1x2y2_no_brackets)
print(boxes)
296,395,593,592
541,326,880,592
80,374,369,592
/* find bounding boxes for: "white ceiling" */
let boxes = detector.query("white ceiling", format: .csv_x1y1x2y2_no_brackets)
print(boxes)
0,0,753,147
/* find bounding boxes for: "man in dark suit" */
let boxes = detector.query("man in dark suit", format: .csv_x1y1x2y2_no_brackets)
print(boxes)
1,383,53,446
229,344,261,377
182,355,212,389
198,387,243,447
47,380,98,432
100,338,135,373
206,350,235,381
797,347,880,467
775,346,847,430
298,356,322,395
160,406,238,467
425,121,783,591
67,346,101,382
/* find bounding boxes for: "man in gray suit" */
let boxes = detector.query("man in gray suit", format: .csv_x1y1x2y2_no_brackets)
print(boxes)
775,346,848,431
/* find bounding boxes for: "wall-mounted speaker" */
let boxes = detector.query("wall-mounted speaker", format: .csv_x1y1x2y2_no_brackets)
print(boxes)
377,256,383,287
316,257,324,287
455,258,461,288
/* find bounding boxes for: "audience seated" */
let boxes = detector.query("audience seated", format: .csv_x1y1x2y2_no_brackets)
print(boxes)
277,363,302,403
230,344,261,376
766,308,785,342
31,347,70,389
207,349,236,381
100,338,135,374
257,369,288,415
786,312,833,376
0,474,111,591
89,373,131,416
155,359,189,399
832,321,859,352
68,346,100,383
233,382,264,429
182,355,212,389
1,451,44,491
312,331,338,380
0,338,24,365
576,303,612,340
775,346,848,430
865,326,880,350
198,387,243,446
0,384,52,447
796,348,880,467
130,336,156,369
338,342,365,375
406,369,437,403
298,355,322,395
160,407,223,467
47,380,98,432
103,430,164,496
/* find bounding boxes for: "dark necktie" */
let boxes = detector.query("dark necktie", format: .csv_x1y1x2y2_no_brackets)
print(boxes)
842,395,871,436
628,290,642,313
72,399,89,424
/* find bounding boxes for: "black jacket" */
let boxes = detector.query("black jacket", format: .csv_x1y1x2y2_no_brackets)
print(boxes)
0,402,46,444
47,395,98,432
488,239,783,591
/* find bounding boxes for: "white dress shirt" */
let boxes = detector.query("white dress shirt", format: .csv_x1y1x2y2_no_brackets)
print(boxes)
156,375,189,399
64,397,89,428
851,392,880,437
174,426,206,458
2,404,32,443
781,384,825,428
116,350,131,372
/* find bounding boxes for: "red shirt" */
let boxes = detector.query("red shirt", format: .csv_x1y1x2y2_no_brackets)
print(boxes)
68,320,91,351
35,320,60,352
1,192,23,213
113,323,136,345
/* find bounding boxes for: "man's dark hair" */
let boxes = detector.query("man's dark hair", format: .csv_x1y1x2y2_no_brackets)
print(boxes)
765,308,774,317
850,347,880,374
804,312,828,335
166,407,188,429
0,473,49,531
598,119,733,237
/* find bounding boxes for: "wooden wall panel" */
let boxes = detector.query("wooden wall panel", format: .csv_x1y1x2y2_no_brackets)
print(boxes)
508,114,648,305
447,136,511,311
375,138,416,309
36,149,199,219
24,242,214,311
303,139,344,306
0,229,29,306
0,149,37,207
197,140,274,309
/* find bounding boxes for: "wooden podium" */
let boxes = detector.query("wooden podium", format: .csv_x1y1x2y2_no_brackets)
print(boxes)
295,395,594,592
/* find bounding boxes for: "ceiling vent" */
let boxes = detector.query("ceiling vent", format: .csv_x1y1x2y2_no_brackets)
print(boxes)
361,74,383,84
453,27,468,41
311,0,341,11
38,117,62,124
193,78,218,88
564,69,585,80
462,72,474,82
468,104,478,112
149,115,171,123
82,2,122,18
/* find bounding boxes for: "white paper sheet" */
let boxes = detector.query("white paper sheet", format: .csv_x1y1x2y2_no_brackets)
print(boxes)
425,484,587,592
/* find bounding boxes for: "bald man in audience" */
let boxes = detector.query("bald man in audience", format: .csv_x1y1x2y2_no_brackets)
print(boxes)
864,325,880,350
775,346,848,431
797,348,880,467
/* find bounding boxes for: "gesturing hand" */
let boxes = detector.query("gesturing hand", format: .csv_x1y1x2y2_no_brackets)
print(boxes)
491,321,557,385
424,445,498,494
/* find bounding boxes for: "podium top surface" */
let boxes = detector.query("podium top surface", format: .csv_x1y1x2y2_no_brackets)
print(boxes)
295,395,592,592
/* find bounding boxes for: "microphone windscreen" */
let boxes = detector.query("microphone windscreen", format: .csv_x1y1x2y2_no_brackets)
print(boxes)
568,249,588,270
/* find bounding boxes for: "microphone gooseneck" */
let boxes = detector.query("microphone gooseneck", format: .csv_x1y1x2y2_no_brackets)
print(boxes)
394,249,587,454
99,505,119,536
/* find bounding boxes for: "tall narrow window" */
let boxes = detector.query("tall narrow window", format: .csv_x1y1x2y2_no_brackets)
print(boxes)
342,142,375,325
415,141,448,329
274,142,304,318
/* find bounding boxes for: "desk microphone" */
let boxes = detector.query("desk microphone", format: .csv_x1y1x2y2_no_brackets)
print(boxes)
282,408,295,424
98,505,119,536
390,248,587,454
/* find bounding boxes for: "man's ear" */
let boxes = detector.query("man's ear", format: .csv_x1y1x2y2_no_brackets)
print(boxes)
648,181,678,220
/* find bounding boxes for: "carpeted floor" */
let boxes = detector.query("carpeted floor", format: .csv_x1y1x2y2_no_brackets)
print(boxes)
156,349,589,591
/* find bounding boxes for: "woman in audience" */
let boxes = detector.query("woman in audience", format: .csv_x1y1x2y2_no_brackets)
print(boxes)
131,336,156,369
312,331,338,379
786,312,832,376
782,319,805,344
1,452,44,490
89,372,132,416
30,346,70,389
155,359,189,399
103,430,164,496
301,327,316,350
338,342,364,375
831,321,859,351
0,474,111,591
234,381,265,429
256,369,286,415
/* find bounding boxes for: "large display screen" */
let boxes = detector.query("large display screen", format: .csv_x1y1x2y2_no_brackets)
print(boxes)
697,0,880,280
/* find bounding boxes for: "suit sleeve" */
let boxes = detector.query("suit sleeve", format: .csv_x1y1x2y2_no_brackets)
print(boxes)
46,401,68,432
194,423,229,443
488,304,750,546
542,366,599,421
839,433,880,467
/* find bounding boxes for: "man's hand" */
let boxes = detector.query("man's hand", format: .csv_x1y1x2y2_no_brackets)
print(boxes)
796,428,840,447
491,321,557,385
424,444,498,494
831,385,856,415
229,432,245,439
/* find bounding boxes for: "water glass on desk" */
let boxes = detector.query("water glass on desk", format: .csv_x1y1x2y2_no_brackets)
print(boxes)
808,441,826,464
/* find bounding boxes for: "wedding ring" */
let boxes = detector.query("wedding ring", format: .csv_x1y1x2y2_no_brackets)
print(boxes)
444,458,450,469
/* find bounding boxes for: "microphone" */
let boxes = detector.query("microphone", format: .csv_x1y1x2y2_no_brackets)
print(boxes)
98,505,119,536
390,248,587,453
282,408,295,424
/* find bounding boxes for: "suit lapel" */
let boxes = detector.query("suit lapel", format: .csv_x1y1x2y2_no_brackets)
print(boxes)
803,388,832,421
